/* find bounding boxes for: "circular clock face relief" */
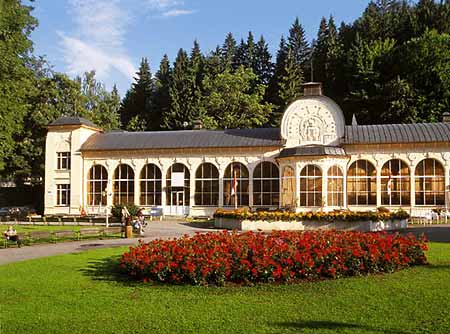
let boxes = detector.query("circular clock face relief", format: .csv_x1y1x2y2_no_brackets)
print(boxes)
281,97,345,147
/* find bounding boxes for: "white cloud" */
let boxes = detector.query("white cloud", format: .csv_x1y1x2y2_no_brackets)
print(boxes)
162,9,195,17
146,0,183,10
59,0,136,84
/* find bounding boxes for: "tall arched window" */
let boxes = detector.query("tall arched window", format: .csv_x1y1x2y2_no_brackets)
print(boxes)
381,159,410,206
113,164,134,205
300,165,322,207
281,166,296,208
253,161,280,207
327,166,343,207
166,163,190,206
224,162,249,206
87,165,108,206
347,160,376,206
140,164,162,206
415,158,445,206
195,163,219,206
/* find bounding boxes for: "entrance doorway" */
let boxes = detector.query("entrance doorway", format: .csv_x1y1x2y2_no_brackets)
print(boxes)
169,190,186,216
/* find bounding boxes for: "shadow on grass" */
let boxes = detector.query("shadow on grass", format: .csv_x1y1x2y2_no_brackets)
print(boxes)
273,320,409,334
79,256,139,286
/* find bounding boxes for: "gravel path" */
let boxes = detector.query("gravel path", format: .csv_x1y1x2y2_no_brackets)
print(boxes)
0,221,218,265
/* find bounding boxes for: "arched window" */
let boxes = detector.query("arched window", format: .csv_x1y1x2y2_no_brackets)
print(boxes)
140,164,162,206
327,166,343,207
299,165,322,207
281,166,296,208
166,163,190,206
113,164,134,205
347,160,376,206
224,162,249,206
415,159,445,206
195,163,219,206
87,165,108,206
381,159,410,206
253,161,280,207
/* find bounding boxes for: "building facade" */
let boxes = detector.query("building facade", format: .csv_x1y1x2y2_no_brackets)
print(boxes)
44,83,450,217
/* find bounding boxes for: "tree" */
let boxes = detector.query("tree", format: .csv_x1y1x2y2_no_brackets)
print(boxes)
119,58,154,130
266,35,289,122
152,54,171,131
162,48,196,129
221,32,237,70
277,49,304,116
253,35,273,85
0,0,37,177
80,71,120,130
288,17,310,75
201,66,273,129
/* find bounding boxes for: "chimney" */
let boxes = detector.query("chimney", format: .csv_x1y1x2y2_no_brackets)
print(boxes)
302,82,322,96
443,112,450,123
193,119,203,130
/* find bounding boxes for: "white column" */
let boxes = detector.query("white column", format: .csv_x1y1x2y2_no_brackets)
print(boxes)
189,167,195,210
295,163,301,211
376,165,382,207
410,163,415,213
445,164,449,212
343,163,348,209
161,165,167,209
134,167,140,207
322,164,328,210
248,164,254,208
218,167,224,207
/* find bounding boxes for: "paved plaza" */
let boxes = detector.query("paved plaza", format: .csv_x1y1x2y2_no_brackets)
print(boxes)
1,222,449,266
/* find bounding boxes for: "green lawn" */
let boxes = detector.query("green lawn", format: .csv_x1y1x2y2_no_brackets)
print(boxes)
1,224,83,233
1,243,449,334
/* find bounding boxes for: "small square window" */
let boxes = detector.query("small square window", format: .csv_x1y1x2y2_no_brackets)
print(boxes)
57,152,71,170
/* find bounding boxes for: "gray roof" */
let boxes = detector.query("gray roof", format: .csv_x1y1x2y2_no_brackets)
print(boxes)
80,128,283,151
279,145,346,158
49,116,99,129
344,123,450,144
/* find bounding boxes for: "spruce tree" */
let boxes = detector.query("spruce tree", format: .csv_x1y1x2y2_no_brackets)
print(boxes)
254,35,273,85
163,48,196,129
189,40,205,121
221,32,237,70
150,55,171,131
278,48,304,119
288,17,310,75
119,58,154,130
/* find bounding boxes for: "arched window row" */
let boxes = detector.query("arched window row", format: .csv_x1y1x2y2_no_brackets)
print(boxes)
87,158,447,208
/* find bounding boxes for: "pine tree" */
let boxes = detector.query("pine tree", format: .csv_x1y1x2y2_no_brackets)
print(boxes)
163,48,196,129
234,38,247,68
253,35,273,85
119,58,154,130
278,48,304,116
221,32,237,70
266,35,289,122
189,40,205,121
288,17,310,75
152,54,171,131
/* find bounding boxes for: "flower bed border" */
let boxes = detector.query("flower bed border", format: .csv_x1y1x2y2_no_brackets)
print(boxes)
214,217,407,232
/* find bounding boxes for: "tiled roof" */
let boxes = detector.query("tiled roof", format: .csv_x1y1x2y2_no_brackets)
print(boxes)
48,116,99,129
344,123,450,144
80,128,283,151
279,145,346,158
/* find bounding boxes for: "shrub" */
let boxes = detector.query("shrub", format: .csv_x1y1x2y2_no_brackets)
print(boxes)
120,230,427,286
111,203,140,220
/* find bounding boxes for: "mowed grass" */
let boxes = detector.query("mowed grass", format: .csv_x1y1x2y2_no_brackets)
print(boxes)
0,224,83,233
1,243,449,334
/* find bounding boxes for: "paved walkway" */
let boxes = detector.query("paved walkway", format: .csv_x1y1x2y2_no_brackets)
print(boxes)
1,223,449,266
0,221,218,266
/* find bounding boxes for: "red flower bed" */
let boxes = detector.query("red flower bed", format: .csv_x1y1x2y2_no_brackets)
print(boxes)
120,231,428,285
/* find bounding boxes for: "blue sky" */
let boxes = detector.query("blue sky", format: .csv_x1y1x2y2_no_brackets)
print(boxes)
31,0,372,96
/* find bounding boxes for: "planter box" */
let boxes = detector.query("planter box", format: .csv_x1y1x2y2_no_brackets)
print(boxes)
214,217,407,232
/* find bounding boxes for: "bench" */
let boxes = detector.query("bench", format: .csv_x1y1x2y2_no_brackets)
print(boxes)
103,227,123,238
29,231,52,243
78,228,103,240
53,230,77,242
149,207,164,221
3,232,26,248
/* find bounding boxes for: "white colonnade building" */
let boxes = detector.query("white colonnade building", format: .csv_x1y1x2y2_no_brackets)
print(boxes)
44,83,450,217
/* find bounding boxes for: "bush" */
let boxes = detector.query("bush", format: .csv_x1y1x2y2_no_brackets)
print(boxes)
111,203,140,220
120,230,428,286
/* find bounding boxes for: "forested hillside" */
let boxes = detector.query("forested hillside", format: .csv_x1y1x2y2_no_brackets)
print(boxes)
2,0,450,184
